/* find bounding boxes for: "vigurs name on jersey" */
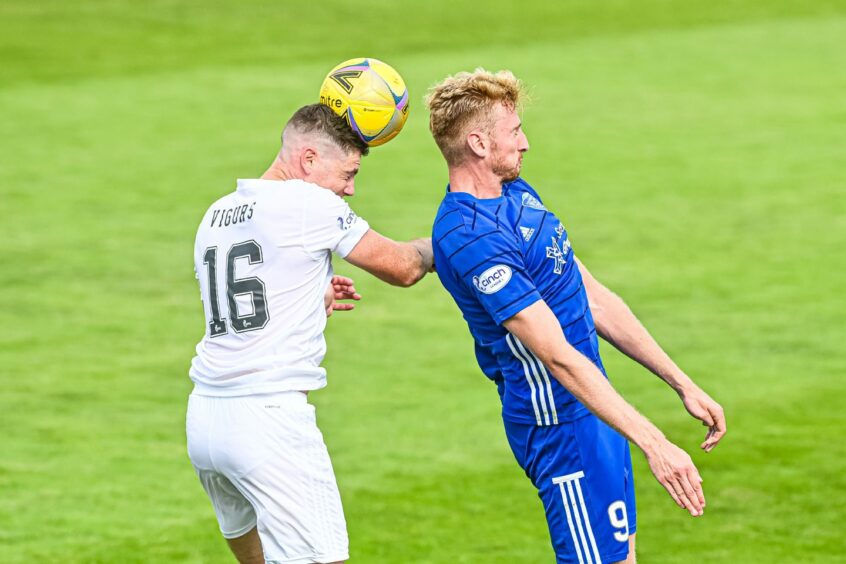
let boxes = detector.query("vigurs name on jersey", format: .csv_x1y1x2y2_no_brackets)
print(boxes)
208,201,257,228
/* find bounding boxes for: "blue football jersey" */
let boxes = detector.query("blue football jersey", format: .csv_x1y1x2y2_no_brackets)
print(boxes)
433,178,607,426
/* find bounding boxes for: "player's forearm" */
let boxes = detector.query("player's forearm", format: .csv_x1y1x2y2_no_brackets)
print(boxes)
590,283,694,394
549,349,668,452
389,237,433,287
504,302,670,457
408,236,435,279
345,231,432,287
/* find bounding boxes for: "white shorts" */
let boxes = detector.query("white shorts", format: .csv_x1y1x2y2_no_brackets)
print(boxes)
186,391,348,564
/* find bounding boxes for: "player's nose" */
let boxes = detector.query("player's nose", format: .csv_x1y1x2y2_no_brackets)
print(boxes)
344,182,355,197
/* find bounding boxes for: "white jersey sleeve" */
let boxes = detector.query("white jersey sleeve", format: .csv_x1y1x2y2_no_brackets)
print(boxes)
303,188,370,258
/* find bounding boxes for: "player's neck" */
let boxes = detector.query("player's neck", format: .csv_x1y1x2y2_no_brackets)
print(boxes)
261,156,296,182
448,166,503,199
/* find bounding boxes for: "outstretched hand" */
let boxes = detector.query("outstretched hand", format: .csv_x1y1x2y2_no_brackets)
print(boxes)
646,439,706,517
680,386,727,453
324,275,362,317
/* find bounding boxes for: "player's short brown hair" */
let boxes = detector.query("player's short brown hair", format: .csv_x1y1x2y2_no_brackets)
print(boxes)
425,69,526,165
284,103,369,156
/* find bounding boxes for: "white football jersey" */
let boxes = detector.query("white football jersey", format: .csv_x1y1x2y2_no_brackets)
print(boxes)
189,178,370,396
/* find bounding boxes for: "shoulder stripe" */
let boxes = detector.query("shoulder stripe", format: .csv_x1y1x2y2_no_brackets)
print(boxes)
433,208,460,227
446,230,501,259
460,249,520,278
437,221,465,241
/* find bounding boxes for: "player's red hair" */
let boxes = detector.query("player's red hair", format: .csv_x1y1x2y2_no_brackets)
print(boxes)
426,68,526,166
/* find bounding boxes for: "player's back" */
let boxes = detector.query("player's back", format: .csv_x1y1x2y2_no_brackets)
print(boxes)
190,178,369,396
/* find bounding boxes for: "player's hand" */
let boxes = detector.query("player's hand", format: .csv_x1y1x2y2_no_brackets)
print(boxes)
679,386,726,453
645,439,706,517
324,275,362,317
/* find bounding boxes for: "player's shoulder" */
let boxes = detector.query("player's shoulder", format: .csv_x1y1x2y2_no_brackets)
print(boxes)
432,196,481,245
433,194,518,259
504,177,546,209
300,181,344,205
197,189,236,229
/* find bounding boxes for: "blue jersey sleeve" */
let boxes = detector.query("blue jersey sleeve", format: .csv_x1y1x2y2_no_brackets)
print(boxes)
439,225,542,325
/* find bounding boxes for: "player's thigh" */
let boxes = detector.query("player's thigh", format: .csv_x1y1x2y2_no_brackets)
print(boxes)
506,415,636,564
194,468,259,542
232,394,349,564
188,396,260,541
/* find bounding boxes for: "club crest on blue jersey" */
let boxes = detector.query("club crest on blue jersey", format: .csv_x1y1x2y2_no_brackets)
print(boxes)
522,192,546,210
473,265,513,294
545,222,572,274
546,237,571,274
555,223,565,238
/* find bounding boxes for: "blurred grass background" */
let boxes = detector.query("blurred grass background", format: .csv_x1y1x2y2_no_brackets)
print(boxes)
1,1,844,561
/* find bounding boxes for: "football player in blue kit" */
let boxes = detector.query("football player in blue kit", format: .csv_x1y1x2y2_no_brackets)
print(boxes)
426,69,727,563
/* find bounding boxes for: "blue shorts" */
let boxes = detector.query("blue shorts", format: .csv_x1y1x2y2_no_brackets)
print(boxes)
504,413,637,564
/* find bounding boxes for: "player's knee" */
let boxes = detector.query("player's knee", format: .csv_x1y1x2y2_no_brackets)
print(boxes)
611,553,636,564
611,534,637,564
225,526,264,564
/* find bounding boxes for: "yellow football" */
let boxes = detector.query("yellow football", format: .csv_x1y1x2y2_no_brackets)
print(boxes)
319,58,409,147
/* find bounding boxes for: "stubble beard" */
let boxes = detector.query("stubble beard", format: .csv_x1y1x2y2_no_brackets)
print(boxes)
493,154,522,183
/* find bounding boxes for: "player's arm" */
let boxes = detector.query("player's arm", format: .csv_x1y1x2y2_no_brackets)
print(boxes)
576,257,726,452
503,300,706,517
344,229,434,287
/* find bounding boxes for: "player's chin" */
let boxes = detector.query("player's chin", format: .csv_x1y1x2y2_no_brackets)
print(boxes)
493,158,522,183
501,165,521,182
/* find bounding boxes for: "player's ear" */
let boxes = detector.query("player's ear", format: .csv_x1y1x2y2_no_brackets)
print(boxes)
466,131,487,158
301,147,317,173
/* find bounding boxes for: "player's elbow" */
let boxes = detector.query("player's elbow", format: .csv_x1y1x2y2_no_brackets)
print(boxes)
589,289,626,329
377,261,423,287
392,249,428,287
589,300,610,331
394,266,424,287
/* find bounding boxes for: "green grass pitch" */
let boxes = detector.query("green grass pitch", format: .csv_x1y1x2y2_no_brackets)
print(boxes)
1,1,845,561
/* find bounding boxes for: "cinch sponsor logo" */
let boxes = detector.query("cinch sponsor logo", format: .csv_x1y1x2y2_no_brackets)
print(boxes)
337,210,358,231
473,265,513,294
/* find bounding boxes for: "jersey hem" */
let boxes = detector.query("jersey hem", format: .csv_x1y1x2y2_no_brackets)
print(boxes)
501,404,590,426
266,553,349,564
189,381,325,397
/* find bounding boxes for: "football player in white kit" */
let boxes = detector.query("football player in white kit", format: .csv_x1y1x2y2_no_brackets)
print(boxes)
187,104,435,564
